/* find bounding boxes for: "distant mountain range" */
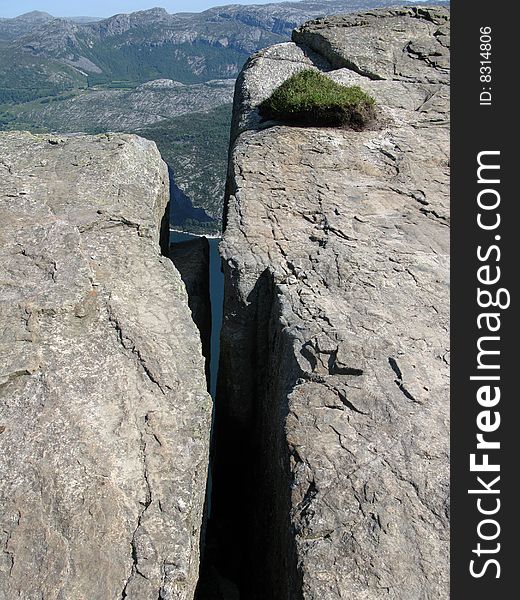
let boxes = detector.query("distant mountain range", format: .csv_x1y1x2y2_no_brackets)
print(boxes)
0,1,448,103
0,11,101,40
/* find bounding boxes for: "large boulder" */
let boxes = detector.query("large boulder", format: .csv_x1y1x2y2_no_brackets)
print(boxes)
216,6,449,599
0,132,212,600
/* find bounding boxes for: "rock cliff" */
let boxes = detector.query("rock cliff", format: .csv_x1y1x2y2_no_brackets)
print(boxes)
216,6,449,599
0,132,212,599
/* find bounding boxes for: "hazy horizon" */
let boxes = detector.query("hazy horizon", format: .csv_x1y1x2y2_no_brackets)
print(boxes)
0,0,292,19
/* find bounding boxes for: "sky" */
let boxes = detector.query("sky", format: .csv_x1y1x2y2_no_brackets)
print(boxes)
0,0,286,19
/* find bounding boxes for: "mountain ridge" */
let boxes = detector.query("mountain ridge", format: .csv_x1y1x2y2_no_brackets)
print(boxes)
1,1,449,102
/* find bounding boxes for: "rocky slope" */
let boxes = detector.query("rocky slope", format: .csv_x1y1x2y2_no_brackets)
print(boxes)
0,132,212,599
215,6,450,598
5,79,235,133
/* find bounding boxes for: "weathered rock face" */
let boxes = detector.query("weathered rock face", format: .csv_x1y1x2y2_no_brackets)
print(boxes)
169,237,212,384
216,6,449,599
0,132,212,599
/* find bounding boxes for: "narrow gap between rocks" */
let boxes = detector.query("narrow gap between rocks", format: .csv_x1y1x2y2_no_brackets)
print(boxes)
169,230,300,600
168,230,240,599
166,183,296,598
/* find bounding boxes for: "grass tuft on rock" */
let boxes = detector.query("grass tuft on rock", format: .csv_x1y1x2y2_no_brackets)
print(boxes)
258,69,375,129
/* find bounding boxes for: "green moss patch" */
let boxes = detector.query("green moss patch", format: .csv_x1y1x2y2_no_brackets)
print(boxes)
258,69,375,129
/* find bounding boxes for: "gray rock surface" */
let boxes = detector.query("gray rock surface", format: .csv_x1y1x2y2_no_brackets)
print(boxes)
218,6,449,598
293,6,450,82
0,132,212,599
169,237,212,384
